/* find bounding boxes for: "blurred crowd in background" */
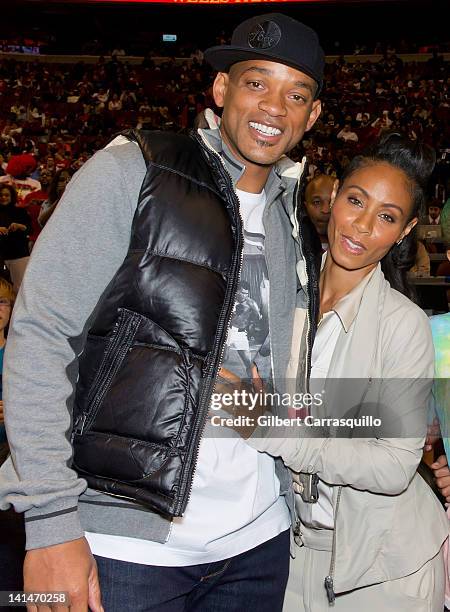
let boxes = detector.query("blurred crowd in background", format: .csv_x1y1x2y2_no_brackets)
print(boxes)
0,26,448,304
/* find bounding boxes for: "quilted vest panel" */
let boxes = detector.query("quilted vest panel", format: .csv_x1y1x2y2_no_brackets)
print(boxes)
72,130,241,516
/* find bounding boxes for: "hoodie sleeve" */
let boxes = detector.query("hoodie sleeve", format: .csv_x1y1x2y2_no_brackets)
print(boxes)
0,141,146,549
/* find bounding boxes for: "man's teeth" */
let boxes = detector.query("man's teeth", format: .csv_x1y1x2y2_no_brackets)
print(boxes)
249,122,282,136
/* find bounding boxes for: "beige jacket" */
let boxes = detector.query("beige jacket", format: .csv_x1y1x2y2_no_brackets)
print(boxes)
248,263,449,594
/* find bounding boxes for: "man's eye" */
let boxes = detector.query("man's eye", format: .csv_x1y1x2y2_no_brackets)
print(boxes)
290,94,306,103
247,81,263,89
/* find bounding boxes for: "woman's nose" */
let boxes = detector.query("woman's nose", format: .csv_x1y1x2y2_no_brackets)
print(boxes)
352,212,373,235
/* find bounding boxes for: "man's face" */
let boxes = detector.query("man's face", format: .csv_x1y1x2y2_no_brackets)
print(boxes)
40,170,52,188
305,175,335,237
213,60,321,169
429,205,440,220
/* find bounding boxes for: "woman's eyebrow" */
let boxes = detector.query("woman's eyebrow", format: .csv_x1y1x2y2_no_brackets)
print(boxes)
381,203,405,216
347,184,369,198
347,185,404,215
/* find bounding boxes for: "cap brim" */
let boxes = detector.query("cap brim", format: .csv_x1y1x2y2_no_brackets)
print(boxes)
204,45,322,95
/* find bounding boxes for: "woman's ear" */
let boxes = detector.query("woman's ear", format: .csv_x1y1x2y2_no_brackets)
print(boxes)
330,179,339,207
398,217,418,241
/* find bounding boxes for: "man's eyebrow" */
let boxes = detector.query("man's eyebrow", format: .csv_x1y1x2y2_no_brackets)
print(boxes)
240,66,314,94
347,185,405,215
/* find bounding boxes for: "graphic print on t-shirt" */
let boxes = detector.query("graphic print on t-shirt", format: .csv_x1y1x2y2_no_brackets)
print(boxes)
222,189,270,381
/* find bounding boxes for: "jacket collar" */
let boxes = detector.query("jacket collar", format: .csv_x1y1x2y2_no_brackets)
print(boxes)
197,109,306,201
319,252,379,333
333,268,378,333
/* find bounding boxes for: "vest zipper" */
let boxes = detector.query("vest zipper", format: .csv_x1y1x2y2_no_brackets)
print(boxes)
174,132,244,516
72,309,141,438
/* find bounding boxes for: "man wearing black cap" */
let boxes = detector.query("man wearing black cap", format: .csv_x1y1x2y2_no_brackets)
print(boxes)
0,13,323,612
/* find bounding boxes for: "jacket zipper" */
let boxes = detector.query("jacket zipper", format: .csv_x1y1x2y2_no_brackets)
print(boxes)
291,168,313,393
72,309,141,438
323,380,372,603
174,132,244,516
324,485,342,604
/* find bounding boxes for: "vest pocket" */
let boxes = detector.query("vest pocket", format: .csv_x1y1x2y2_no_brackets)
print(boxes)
74,309,203,445
75,308,143,435
73,310,205,509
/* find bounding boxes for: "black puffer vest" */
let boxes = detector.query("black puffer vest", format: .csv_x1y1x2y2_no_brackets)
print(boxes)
72,129,243,517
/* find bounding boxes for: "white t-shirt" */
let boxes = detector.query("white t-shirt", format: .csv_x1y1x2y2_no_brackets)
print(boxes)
85,187,290,565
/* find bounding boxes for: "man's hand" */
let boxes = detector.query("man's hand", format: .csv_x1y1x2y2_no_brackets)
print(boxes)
214,366,265,439
431,454,450,504
23,537,104,612
0,226,8,235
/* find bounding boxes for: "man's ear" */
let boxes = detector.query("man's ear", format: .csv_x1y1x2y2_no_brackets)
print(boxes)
330,179,339,206
305,99,322,132
212,72,229,109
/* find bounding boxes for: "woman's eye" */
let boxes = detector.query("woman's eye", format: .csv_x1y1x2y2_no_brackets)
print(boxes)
348,196,362,207
379,214,395,223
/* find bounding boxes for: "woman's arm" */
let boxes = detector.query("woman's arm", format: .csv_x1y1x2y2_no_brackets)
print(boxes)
248,305,434,495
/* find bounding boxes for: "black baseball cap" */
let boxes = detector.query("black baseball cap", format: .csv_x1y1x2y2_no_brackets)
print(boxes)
204,13,325,97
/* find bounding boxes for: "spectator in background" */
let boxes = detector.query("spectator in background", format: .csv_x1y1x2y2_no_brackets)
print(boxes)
428,242,450,609
0,155,40,207
336,123,359,143
304,174,335,248
441,197,450,243
0,186,32,293
38,168,74,228
22,169,52,251
107,93,122,112
420,199,443,225
0,278,14,465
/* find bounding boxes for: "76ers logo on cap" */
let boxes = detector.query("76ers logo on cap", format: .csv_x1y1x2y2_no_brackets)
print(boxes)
248,21,282,50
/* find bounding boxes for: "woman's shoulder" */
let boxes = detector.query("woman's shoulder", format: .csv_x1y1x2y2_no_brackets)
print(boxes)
379,279,432,349
382,280,429,329
378,281,434,377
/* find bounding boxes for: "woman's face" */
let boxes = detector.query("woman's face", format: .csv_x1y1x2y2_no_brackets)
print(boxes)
0,188,12,206
327,162,417,273
0,296,11,331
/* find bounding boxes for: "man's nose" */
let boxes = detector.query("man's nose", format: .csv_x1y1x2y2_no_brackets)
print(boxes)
258,92,287,117
321,202,331,216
